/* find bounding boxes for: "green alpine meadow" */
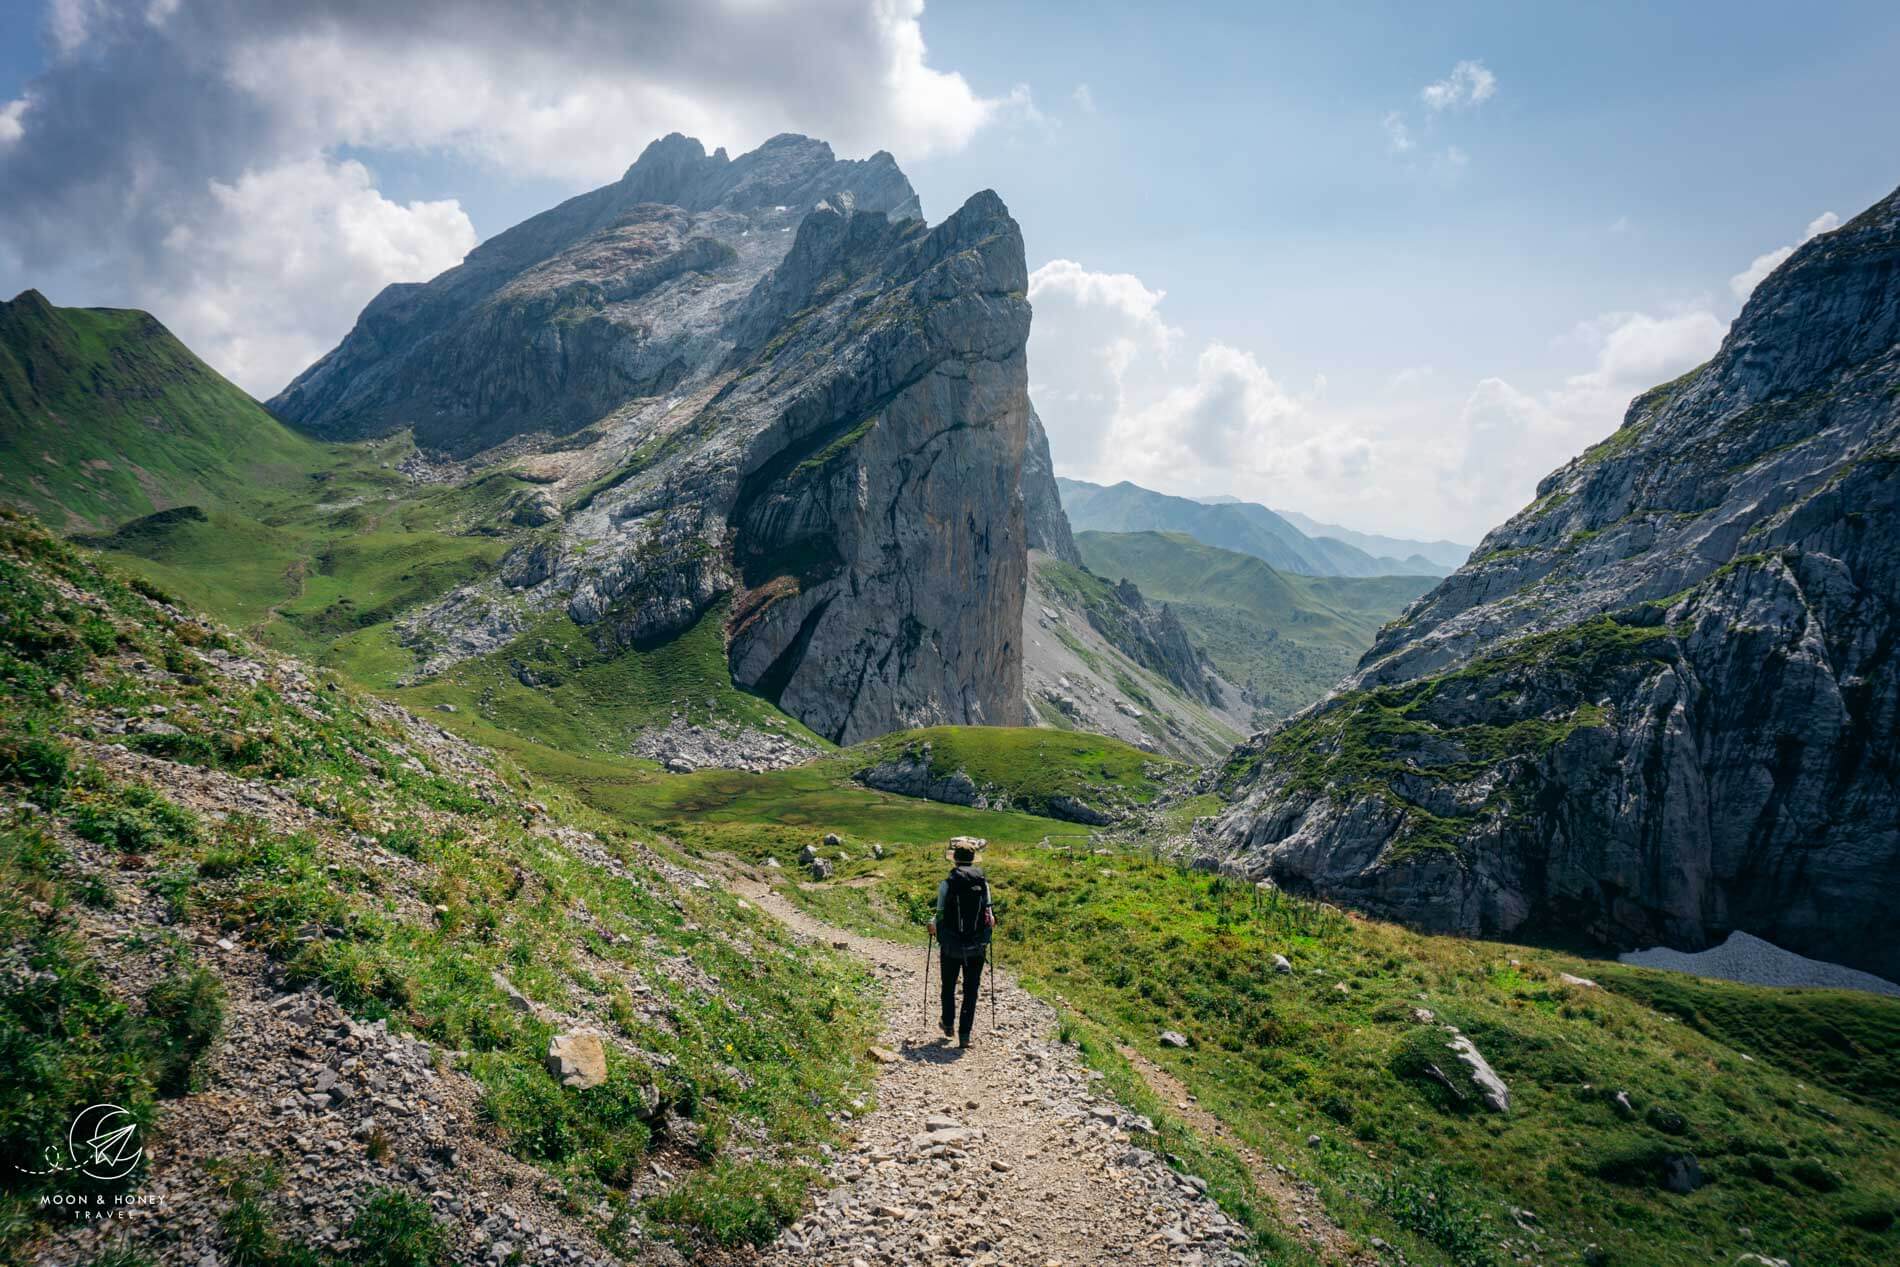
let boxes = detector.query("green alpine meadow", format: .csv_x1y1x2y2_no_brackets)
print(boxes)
3,8,1898,1265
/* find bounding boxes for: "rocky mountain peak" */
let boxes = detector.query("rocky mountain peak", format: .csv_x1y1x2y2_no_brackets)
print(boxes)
1714,183,1900,403
264,133,1032,746
1211,180,1900,978
269,133,927,452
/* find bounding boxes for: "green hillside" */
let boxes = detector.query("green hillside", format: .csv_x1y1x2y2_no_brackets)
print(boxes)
0,290,327,530
1076,530,1433,720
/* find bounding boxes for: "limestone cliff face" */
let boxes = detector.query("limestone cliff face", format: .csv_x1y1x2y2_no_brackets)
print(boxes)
276,134,1030,744
1214,185,1900,977
1021,406,1081,565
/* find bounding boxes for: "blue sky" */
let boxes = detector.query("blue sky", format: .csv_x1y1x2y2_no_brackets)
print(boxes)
1,0,1896,539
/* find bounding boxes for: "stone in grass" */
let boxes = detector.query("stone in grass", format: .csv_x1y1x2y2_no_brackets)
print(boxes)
1158,1030,1190,1049
1444,1028,1510,1113
867,1046,901,1064
798,843,818,864
809,858,834,881
1271,954,1292,974
1661,1152,1704,1194
546,1031,607,1089
824,833,843,847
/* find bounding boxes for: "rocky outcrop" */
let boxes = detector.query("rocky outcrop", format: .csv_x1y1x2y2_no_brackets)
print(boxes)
274,134,1032,745
854,743,984,807
852,740,1123,825
1022,406,1081,565
1020,553,1249,762
1213,184,1900,978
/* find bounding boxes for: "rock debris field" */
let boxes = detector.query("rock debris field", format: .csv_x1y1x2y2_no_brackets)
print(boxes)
739,882,1254,1267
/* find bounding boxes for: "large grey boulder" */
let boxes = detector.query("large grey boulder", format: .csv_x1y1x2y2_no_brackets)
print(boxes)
1213,185,1900,979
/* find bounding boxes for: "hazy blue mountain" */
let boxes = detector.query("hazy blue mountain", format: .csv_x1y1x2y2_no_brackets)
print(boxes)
1057,477,1449,577
1267,508,1469,571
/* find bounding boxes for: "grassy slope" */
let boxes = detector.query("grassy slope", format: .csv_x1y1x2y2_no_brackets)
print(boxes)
0,292,328,531
1076,530,1433,720
0,512,879,1257
688,814,1900,1267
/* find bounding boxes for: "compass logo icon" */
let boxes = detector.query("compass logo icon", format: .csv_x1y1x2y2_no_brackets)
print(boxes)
68,1104,142,1181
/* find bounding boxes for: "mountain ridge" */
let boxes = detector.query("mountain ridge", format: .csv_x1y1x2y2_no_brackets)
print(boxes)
1058,476,1452,577
266,133,1034,746
1212,181,1900,978
1075,529,1434,724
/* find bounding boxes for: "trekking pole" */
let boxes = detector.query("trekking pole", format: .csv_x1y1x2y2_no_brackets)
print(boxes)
988,933,997,1028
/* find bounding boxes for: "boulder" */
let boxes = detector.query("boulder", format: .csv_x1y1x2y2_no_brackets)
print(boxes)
546,1031,607,1089
1158,1030,1190,1049
808,858,834,881
1445,1029,1510,1113
1661,1152,1704,1195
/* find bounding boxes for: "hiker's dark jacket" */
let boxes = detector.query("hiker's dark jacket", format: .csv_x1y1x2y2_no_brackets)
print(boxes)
935,864,993,958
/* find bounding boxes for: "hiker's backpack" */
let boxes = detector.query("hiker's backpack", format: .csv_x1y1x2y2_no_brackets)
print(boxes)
943,865,991,954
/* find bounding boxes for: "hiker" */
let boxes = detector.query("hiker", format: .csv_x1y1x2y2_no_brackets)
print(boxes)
928,841,994,1048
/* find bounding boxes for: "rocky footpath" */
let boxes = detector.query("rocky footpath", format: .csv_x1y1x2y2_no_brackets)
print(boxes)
1214,183,1900,978
276,133,1033,747
732,881,1257,1267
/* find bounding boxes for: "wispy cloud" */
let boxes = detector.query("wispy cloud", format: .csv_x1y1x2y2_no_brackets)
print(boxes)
1382,111,1413,153
1729,211,1841,300
1421,60,1497,111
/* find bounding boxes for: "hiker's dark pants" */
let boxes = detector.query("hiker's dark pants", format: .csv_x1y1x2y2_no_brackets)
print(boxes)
940,947,986,1039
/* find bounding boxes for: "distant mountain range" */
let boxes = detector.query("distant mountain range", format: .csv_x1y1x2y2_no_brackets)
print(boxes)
1074,530,1433,722
1057,477,1465,577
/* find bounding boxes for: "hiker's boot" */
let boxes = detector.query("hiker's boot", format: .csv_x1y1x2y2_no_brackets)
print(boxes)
940,1017,954,1039
958,1032,974,1049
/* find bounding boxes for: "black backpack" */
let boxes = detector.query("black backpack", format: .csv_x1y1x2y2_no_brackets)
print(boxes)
942,865,991,954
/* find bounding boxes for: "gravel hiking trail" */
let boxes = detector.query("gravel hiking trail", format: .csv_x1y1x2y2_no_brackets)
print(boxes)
727,874,1257,1267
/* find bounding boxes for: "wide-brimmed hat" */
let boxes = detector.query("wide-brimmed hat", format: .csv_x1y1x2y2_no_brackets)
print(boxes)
948,835,986,863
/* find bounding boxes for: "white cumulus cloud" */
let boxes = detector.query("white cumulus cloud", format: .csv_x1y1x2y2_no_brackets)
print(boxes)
0,97,29,147
1027,255,1745,541
154,157,477,394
